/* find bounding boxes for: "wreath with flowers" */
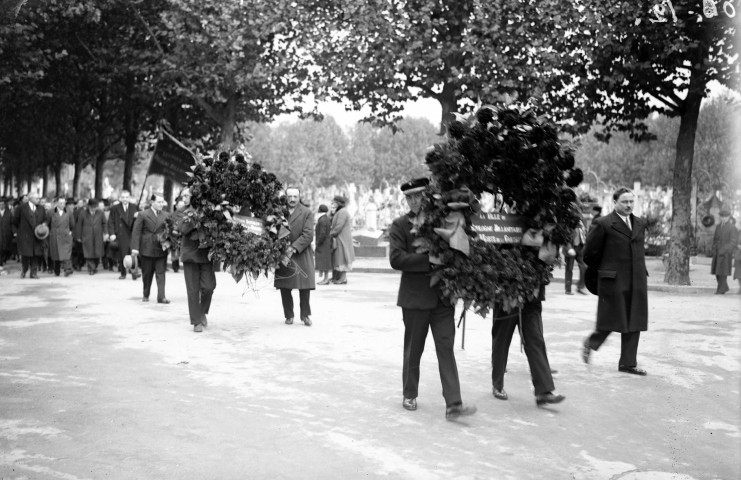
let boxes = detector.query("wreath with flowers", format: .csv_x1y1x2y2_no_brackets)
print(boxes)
176,151,291,284
415,105,583,316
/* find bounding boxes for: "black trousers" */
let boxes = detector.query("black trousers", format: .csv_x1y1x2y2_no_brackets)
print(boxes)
564,245,586,292
53,260,72,276
0,248,10,265
183,262,216,325
491,300,555,396
21,255,41,275
586,330,641,367
85,258,99,273
715,275,729,294
402,304,462,407
141,255,167,300
280,288,311,319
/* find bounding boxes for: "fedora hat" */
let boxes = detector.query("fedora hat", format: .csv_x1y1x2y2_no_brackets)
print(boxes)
123,254,138,271
34,223,49,240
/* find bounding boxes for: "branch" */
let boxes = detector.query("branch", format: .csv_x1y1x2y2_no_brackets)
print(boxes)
194,97,224,125
128,2,166,57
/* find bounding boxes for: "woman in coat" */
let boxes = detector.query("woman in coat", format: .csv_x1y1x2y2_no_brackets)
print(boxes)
74,198,107,275
315,204,332,285
48,197,75,276
330,195,354,284
711,210,739,295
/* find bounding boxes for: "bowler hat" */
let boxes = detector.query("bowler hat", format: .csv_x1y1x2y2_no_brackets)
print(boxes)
333,195,347,206
109,239,119,251
34,223,49,240
123,254,137,270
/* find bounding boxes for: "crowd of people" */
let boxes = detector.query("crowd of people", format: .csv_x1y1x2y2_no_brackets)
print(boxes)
1,182,740,420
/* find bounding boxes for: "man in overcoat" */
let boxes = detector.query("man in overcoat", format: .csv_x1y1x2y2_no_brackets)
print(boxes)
582,187,649,375
48,197,75,276
108,190,140,280
12,191,47,278
175,188,216,333
274,187,315,326
389,177,476,420
131,194,170,304
710,209,738,295
0,197,14,265
74,198,107,275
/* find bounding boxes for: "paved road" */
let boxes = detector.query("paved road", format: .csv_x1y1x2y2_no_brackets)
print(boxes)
0,268,739,479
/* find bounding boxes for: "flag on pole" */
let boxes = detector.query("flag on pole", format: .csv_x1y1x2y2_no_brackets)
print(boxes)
147,130,196,184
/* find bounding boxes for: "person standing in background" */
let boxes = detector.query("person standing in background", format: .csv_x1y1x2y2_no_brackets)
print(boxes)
315,204,332,285
13,191,47,279
75,198,107,275
131,194,170,304
108,190,140,280
0,198,13,266
330,195,354,285
710,210,738,295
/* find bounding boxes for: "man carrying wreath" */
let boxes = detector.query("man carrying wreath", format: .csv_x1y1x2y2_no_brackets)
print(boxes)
389,177,476,420
274,187,315,327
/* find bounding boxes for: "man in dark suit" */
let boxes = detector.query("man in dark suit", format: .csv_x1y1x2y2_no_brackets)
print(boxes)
131,194,170,304
389,177,476,420
175,188,216,333
710,209,738,295
582,187,649,375
12,191,47,278
74,198,107,275
274,187,315,326
108,190,140,280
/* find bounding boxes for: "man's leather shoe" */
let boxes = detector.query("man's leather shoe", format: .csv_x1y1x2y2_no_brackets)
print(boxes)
132,273,140,280
493,388,508,400
20,271,26,278
402,397,417,411
142,297,149,302
577,289,587,295
201,316,208,328
536,392,565,406
565,291,574,295
30,274,39,279
301,315,312,326
194,324,203,333
445,403,477,420
119,275,126,280
618,366,647,376
285,317,293,325
581,340,591,364
157,298,170,304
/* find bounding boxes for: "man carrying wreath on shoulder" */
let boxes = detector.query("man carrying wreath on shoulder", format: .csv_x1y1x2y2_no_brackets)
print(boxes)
389,177,476,421
175,188,216,333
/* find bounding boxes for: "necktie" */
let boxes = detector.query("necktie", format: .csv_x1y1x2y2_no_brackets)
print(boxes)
123,205,127,213
30,204,35,212
624,216,631,231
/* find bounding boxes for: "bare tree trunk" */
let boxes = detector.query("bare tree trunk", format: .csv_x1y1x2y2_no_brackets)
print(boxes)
437,82,458,135
41,166,49,197
163,178,174,213
54,162,63,197
94,151,106,199
664,69,704,285
219,94,237,151
72,159,82,199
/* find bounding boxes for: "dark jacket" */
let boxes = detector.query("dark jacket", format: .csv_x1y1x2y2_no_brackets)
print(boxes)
711,220,738,276
0,207,13,253
583,211,648,333
107,202,139,256
274,203,315,290
389,213,440,309
48,208,75,261
13,202,47,257
314,213,332,271
175,207,210,264
75,208,107,259
131,208,169,258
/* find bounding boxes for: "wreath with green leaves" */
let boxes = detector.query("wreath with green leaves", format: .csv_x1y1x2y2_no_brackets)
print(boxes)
416,105,583,316
177,152,291,283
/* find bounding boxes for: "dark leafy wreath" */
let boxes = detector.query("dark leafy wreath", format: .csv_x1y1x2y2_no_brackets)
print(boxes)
176,152,290,283
417,105,583,316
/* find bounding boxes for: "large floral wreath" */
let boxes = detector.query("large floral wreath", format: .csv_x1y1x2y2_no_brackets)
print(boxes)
416,105,583,316
170,152,291,284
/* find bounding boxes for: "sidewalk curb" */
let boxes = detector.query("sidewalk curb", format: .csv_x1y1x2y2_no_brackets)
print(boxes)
353,266,720,294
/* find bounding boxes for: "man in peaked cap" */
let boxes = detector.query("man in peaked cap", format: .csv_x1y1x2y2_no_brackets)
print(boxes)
389,177,476,421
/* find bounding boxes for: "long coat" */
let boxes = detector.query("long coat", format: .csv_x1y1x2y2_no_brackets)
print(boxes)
314,213,332,271
274,203,316,290
710,220,738,276
583,211,648,333
389,213,440,309
13,202,47,257
48,208,75,261
330,206,354,271
131,208,169,258
75,208,107,259
108,202,138,258
0,207,13,253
